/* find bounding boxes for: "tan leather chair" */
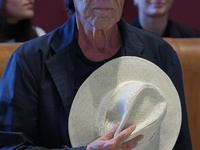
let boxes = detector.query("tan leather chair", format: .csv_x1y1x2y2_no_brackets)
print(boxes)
0,43,22,79
164,38,200,150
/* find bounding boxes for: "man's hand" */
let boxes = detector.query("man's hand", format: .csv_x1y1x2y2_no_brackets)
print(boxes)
86,122,143,150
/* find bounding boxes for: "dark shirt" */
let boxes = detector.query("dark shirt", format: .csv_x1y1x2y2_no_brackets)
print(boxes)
131,17,200,38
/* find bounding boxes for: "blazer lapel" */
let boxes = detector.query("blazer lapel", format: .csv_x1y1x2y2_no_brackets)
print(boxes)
45,14,77,117
45,45,76,117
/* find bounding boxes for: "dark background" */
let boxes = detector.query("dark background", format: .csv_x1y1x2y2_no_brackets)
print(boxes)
34,0,200,33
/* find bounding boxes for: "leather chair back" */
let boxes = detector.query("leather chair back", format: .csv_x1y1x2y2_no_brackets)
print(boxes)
0,43,22,79
164,38,200,150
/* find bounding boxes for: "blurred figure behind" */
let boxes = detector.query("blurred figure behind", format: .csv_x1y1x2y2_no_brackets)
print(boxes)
0,0,45,42
131,0,200,37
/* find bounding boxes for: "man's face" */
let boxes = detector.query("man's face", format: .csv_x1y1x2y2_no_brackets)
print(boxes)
134,0,174,17
73,0,125,30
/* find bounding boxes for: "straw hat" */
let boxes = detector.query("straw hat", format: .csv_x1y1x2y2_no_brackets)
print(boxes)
69,56,181,150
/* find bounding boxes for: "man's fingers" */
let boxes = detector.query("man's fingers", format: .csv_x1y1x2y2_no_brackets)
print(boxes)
89,123,143,150
103,122,120,140
113,124,136,144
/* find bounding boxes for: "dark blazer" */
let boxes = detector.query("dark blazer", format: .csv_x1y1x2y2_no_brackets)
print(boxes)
0,14,192,149
131,17,200,38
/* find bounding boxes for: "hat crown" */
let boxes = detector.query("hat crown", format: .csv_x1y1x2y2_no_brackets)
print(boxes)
95,81,167,145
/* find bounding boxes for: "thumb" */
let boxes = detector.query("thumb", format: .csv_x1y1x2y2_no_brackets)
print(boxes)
103,122,120,140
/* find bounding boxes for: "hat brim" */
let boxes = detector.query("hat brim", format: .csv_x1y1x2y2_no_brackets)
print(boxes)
69,56,181,149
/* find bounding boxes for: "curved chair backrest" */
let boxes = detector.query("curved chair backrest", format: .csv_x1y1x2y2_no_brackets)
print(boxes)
164,38,200,150
0,43,23,79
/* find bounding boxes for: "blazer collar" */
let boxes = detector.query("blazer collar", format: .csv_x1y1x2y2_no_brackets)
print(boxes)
118,19,144,56
50,14,76,53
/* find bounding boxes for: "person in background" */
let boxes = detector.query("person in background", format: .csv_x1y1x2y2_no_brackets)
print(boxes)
0,0,192,149
131,0,200,37
0,0,45,42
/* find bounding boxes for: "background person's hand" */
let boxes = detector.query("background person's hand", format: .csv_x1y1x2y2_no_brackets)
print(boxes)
86,122,143,150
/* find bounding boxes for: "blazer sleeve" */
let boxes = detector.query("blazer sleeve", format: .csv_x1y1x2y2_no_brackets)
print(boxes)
0,51,85,150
